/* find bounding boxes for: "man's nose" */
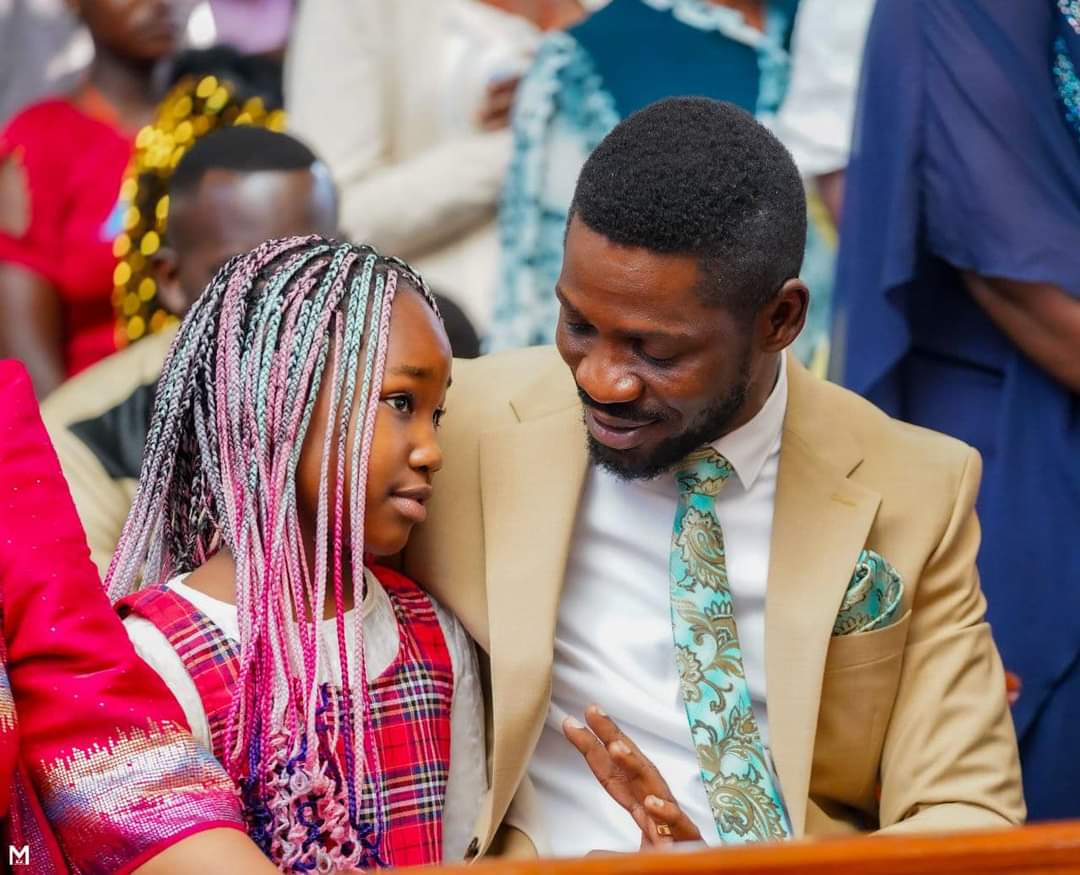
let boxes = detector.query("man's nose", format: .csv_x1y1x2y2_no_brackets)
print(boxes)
575,344,644,405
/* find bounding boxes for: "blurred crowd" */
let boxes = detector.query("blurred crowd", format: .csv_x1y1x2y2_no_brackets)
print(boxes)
0,0,872,395
1,0,1078,829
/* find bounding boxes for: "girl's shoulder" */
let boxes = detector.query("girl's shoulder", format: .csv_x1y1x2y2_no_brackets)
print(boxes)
369,562,448,630
368,563,464,636
369,563,478,681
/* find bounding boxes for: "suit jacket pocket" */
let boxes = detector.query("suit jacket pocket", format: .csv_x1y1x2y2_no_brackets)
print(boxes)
811,610,913,816
824,608,912,672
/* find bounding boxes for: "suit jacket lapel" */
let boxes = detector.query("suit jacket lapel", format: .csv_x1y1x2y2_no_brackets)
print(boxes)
480,365,588,846
765,357,881,836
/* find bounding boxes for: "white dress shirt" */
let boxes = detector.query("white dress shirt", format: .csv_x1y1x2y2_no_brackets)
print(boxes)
528,356,789,856
124,569,487,862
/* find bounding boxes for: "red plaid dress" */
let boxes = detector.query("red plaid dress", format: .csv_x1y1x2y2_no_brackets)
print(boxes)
117,564,453,868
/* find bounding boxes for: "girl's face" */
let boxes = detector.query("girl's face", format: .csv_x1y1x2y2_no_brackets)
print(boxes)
298,285,452,560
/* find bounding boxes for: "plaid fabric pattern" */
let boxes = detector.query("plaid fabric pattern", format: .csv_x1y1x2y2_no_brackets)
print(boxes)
360,564,454,867
117,568,454,868
116,586,240,764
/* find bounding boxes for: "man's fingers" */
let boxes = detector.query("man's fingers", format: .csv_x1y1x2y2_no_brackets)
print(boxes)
584,704,623,745
641,816,673,848
480,91,515,117
586,705,676,800
563,716,618,781
477,77,521,128
562,715,599,756
572,708,700,844
645,794,703,842
585,706,656,774
562,716,639,813
608,739,675,807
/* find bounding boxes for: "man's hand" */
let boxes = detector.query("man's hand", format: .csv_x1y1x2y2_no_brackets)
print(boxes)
482,1,590,31
476,77,521,131
563,704,703,848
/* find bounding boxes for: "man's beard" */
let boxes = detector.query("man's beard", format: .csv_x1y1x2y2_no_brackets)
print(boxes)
582,357,753,482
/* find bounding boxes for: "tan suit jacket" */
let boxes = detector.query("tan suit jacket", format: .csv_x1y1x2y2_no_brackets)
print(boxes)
406,346,1025,858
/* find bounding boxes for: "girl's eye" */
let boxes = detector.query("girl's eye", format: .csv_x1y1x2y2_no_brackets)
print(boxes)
433,408,446,429
387,394,413,414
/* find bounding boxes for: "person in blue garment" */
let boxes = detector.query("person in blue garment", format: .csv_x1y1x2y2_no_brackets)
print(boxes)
833,0,1080,821
490,0,837,367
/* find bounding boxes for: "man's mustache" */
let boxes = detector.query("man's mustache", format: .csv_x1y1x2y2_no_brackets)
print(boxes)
576,387,672,424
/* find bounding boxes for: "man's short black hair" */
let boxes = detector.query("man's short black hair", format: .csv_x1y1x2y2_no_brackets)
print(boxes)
171,126,319,197
569,97,806,319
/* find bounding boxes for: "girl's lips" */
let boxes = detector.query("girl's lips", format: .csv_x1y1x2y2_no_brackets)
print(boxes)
388,495,428,524
388,484,433,524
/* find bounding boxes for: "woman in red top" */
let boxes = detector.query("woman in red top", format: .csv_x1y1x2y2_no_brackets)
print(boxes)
0,359,281,874
0,0,183,396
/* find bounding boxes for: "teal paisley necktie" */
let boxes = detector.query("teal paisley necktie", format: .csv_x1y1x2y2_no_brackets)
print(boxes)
670,447,792,843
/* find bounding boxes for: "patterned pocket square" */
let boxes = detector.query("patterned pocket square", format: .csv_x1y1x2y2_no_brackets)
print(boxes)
832,550,904,636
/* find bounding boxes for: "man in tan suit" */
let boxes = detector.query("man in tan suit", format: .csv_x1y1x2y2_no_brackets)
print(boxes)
404,98,1024,859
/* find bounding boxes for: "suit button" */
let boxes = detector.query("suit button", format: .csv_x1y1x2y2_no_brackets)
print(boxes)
465,837,480,859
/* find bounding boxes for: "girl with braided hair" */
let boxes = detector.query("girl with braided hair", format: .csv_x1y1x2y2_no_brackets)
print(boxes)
108,235,485,870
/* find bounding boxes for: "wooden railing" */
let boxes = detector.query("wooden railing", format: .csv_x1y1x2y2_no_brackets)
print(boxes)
432,821,1080,874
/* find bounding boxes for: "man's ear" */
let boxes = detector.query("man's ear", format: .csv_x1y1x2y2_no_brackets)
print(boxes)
151,247,186,316
757,277,809,354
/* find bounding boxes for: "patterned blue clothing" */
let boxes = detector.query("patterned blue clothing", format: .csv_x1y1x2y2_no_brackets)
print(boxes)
490,0,834,367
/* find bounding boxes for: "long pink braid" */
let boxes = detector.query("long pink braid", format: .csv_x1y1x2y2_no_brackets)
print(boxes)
339,268,397,832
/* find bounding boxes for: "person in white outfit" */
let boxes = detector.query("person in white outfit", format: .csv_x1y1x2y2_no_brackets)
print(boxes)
285,0,587,335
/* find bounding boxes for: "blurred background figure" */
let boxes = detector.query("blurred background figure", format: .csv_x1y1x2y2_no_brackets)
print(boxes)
200,0,292,57
0,0,184,397
111,46,286,348
0,0,88,125
487,0,840,369
772,0,875,226
771,0,874,372
44,124,337,576
285,0,588,340
834,0,1080,821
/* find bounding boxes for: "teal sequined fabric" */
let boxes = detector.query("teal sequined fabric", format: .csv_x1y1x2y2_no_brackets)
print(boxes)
1054,0,1080,146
